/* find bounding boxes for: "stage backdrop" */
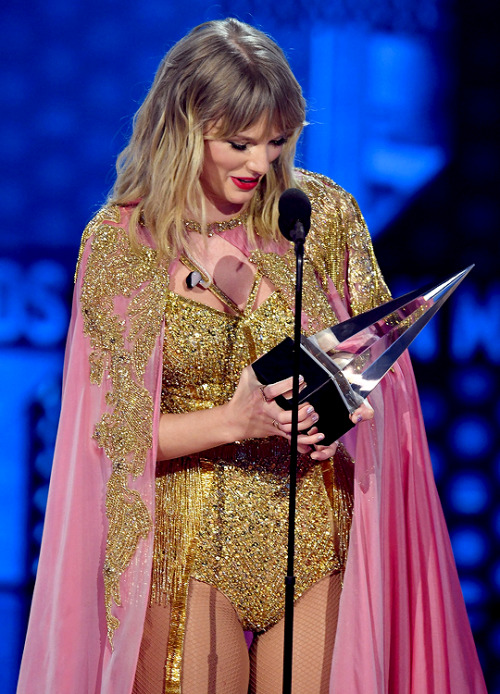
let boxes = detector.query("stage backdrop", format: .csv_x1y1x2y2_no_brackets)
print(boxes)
1,1,498,692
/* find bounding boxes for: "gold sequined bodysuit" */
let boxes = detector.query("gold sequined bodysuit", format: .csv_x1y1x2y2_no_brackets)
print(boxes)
151,262,354,684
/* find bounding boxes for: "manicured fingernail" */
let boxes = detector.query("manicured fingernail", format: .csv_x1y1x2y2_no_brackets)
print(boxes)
299,375,304,383
307,406,314,414
316,433,324,441
357,415,363,423
311,413,319,423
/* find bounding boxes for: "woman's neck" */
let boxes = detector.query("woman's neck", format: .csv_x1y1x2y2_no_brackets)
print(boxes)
195,192,248,224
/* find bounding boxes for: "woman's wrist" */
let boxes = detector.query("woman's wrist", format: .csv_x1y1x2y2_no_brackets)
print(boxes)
218,399,247,444
157,401,246,461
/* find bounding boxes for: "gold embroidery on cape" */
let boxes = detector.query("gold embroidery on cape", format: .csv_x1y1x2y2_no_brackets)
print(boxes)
78,206,168,646
250,170,391,338
75,205,120,281
297,169,392,315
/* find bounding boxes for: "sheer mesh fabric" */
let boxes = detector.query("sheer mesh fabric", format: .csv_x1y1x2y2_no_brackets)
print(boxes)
133,601,172,694
182,580,250,694
132,580,250,694
133,574,341,693
249,573,342,694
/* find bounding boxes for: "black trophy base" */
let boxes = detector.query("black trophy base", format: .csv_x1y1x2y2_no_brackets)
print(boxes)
251,337,354,446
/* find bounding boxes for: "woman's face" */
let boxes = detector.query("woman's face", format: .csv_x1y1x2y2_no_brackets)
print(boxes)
200,116,286,219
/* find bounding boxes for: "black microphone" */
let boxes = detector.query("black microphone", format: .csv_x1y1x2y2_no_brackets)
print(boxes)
278,188,311,243
277,187,311,690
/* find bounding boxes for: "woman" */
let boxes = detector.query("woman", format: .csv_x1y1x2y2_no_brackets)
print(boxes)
18,18,486,694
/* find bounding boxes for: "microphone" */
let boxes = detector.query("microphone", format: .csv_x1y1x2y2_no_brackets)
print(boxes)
276,188,311,685
186,269,212,289
278,188,311,243
186,270,203,289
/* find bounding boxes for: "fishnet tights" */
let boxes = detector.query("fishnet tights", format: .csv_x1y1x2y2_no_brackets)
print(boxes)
133,573,341,694
249,572,341,693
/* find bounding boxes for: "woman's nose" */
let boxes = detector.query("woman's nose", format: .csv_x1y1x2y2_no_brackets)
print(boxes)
247,145,272,176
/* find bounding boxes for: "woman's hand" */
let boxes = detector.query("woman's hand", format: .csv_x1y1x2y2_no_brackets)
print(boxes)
225,365,325,447
308,400,374,461
157,367,374,461
227,367,375,456
349,400,374,425
157,365,323,460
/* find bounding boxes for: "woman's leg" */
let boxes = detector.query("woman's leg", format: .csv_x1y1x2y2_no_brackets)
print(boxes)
182,579,250,694
133,601,172,694
249,572,342,694
133,579,249,694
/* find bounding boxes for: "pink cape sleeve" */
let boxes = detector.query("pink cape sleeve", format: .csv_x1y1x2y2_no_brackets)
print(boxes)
327,305,487,693
17,220,164,694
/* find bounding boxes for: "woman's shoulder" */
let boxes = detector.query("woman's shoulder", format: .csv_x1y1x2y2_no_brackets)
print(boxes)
74,202,157,283
293,168,363,240
74,204,127,279
294,168,390,312
294,168,358,212
80,202,139,244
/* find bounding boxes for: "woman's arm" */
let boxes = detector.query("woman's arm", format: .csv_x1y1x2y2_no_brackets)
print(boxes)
157,366,326,460
157,365,373,461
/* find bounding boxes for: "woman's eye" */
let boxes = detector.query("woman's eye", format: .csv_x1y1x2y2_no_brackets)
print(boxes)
229,142,247,151
228,137,286,151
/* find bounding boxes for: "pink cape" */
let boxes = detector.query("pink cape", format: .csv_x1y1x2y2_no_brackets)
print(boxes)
17,178,486,693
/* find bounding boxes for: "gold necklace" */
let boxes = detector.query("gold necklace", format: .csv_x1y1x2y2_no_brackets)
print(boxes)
183,213,248,237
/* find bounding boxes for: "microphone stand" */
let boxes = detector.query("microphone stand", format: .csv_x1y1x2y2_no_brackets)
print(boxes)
282,223,306,694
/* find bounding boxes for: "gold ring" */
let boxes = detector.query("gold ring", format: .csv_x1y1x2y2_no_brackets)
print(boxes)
272,419,280,429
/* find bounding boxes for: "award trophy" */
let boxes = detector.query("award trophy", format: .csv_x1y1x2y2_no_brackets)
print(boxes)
252,265,473,445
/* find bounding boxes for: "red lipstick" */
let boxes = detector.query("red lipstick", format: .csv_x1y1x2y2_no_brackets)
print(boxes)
231,176,259,190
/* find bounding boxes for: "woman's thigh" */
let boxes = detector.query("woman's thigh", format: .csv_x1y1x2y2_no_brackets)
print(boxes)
133,600,172,694
133,579,249,694
182,578,250,694
249,572,342,694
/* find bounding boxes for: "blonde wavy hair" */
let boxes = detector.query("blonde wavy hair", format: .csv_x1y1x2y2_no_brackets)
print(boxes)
109,17,306,259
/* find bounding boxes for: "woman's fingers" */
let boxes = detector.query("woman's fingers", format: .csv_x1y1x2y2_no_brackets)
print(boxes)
273,402,318,434
248,366,374,444
260,375,305,402
349,400,374,424
297,430,326,446
281,427,325,447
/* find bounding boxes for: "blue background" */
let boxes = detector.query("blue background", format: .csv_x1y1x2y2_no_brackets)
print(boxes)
1,1,498,692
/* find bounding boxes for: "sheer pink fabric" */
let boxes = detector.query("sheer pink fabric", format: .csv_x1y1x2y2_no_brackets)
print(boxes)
332,355,486,692
17,232,162,694
322,278,486,692
17,204,486,693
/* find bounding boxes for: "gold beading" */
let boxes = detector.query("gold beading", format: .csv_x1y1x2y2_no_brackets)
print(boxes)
183,213,249,236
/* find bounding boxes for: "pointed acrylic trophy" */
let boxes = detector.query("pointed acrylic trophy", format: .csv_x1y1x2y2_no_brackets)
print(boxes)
252,266,473,445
